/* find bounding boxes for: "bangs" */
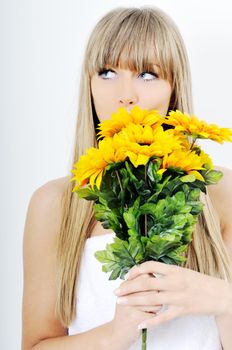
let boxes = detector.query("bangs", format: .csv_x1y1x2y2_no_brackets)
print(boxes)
86,9,173,85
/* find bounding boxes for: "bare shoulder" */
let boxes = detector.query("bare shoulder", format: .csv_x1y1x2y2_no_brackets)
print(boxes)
24,176,70,243
22,176,71,349
208,166,232,236
32,175,70,204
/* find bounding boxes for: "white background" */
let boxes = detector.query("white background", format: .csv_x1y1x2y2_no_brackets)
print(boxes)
1,0,232,348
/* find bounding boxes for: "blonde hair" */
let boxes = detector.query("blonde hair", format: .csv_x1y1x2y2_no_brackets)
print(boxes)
55,6,232,327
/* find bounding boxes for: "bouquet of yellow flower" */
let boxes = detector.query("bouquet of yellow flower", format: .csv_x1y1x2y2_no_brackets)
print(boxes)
70,106,231,350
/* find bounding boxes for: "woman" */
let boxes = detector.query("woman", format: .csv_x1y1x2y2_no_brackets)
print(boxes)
22,6,232,350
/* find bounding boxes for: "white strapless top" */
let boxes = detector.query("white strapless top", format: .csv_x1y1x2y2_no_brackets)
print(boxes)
68,232,222,350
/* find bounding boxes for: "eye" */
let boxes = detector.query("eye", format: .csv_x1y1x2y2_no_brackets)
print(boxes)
97,68,158,81
139,71,158,81
98,68,116,79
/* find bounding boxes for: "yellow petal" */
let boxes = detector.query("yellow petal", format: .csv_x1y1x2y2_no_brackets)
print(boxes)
189,170,205,182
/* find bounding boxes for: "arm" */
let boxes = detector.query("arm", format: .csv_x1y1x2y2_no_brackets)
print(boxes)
21,178,123,350
214,234,232,350
32,322,118,350
209,167,232,350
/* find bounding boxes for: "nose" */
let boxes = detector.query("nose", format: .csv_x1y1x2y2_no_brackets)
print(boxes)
118,81,138,108
119,98,135,106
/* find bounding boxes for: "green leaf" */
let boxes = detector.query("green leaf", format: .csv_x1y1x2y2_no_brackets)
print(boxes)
180,174,196,183
109,267,122,280
147,161,156,182
123,212,135,227
189,202,204,215
125,161,145,191
187,188,201,201
105,161,125,171
166,245,188,264
77,187,99,200
147,159,162,183
146,234,182,259
160,256,178,264
173,214,189,229
161,177,184,196
102,262,118,273
128,234,145,262
123,197,141,234
203,170,223,185
173,191,186,206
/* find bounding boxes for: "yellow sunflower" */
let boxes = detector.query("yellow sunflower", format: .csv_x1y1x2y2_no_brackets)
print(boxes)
124,143,153,167
115,126,183,168
159,149,207,181
198,150,213,169
149,128,183,156
70,137,127,190
165,110,232,143
97,105,163,138
119,124,161,145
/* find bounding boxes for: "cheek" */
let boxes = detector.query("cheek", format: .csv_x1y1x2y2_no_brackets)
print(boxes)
91,79,116,121
91,79,115,106
91,78,99,103
141,83,172,107
146,82,171,100
139,82,172,116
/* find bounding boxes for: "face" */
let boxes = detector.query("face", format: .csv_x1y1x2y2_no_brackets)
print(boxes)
90,64,172,122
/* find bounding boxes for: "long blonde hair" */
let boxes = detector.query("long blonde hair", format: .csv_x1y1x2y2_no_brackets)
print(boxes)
55,6,232,327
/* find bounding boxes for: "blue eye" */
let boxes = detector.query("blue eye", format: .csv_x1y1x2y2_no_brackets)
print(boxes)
98,69,116,79
139,71,158,81
98,68,158,81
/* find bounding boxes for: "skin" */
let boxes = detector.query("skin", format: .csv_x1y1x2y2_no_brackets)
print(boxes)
91,65,232,348
91,65,172,120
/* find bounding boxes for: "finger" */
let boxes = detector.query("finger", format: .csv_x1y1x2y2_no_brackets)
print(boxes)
138,307,179,330
139,305,163,314
117,290,173,307
115,273,167,296
125,261,178,280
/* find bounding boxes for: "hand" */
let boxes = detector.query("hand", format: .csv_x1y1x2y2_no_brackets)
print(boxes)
109,273,163,349
114,261,231,330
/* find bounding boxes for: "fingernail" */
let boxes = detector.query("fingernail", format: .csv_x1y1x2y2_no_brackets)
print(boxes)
117,297,127,304
138,323,146,330
124,272,130,280
113,288,121,295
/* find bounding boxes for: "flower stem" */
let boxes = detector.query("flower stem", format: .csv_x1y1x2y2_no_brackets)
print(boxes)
144,165,147,237
142,329,147,350
145,213,147,237
115,170,123,191
190,137,197,150
115,169,128,209
142,166,148,350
